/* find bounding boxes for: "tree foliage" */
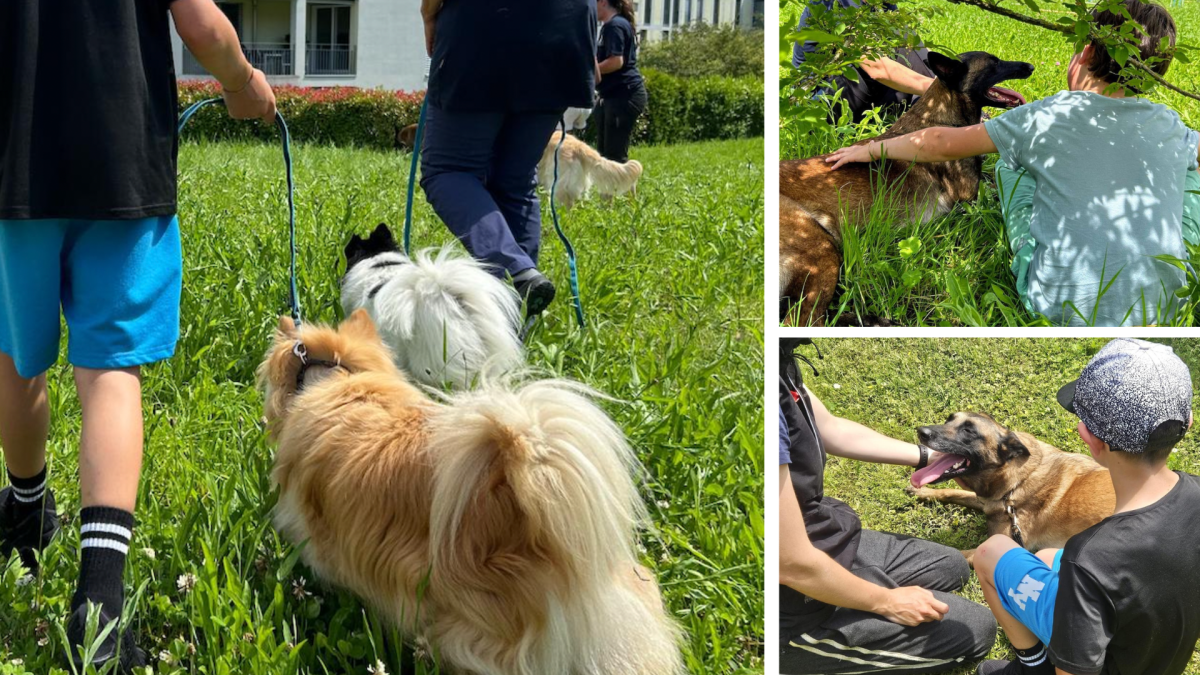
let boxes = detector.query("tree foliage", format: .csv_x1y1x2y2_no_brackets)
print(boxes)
781,0,1198,136
640,21,766,79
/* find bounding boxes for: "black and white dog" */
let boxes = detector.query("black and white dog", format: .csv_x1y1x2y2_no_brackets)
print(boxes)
341,224,524,389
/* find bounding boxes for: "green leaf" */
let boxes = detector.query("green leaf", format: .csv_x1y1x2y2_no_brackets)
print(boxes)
901,268,922,288
898,236,922,258
791,28,843,44
1021,0,1040,13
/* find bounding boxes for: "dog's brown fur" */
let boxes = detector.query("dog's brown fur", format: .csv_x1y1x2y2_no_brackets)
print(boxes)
779,52,1033,325
397,123,418,150
909,412,1115,564
259,311,682,674
538,131,643,209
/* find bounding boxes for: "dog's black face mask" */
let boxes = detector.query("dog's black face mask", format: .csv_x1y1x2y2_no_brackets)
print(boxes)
927,51,1035,110
344,222,401,271
913,412,1030,487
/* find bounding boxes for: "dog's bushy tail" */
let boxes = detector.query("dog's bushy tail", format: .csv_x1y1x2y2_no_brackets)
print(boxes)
584,154,643,198
428,379,682,675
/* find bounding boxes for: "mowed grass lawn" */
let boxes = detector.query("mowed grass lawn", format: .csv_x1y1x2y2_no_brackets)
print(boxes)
800,338,1200,670
780,1,1200,326
0,137,765,674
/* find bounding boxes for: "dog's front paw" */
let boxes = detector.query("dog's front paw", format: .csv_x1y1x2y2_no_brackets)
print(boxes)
905,484,935,500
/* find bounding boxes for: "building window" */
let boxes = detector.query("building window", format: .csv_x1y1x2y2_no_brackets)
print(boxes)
308,4,355,75
217,2,242,37
644,0,653,24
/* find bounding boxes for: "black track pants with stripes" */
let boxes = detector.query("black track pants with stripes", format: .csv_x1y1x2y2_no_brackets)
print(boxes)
781,530,998,674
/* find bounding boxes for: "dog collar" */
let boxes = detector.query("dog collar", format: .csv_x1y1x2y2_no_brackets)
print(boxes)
292,341,345,392
1003,490,1025,548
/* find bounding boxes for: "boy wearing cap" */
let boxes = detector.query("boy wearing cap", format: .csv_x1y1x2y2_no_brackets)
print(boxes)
971,338,1200,675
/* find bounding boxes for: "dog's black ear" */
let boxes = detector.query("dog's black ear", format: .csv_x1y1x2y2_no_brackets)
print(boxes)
369,223,397,249
999,431,1030,462
927,52,968,87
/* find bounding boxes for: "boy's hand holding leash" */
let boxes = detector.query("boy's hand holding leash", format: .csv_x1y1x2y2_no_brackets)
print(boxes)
222,66,277,124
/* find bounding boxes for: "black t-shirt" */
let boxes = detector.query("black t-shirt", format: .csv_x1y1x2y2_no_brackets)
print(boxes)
596,16,644,99
429,0,597,113
0,0,180,220
779,341,862,637
1049,472,1200,675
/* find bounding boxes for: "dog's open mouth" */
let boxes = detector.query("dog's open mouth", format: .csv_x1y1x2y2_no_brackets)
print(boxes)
911,454,972,487
985,87,1025,109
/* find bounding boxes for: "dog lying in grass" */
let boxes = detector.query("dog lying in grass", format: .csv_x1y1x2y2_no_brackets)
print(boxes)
907,412,1114,564
341,223,523,390
259,310,683,675
779,51,1033,325
538,131,643,210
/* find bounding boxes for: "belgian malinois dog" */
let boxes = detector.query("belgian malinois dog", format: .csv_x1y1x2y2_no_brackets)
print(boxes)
908,412,1115,564
779,51,1034,325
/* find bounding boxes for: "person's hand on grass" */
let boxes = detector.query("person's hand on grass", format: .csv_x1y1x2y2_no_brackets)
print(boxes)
875,586,949,626
825,142,876,170
222,67,276,124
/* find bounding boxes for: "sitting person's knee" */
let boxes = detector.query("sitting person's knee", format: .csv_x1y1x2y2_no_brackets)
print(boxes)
975,534,1021,580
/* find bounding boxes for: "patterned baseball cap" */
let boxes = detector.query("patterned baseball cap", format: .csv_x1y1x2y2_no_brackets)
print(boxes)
1057,339,1193,454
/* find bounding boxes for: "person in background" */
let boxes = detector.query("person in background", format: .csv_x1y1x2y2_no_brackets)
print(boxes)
792,0,936,122
0,0,275,670
779,338,997,673
595,0,648,163
419,0,597,318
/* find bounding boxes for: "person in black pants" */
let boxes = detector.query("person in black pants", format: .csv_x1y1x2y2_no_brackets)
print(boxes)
595,0,647,163
778,339,997,673
419,0,597,317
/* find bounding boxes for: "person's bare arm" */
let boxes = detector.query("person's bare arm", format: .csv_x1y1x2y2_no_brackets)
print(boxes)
598,55,624,75
421,0,443,56
859,56,934,97
825,124,997,169
808,388,932,467
171,0,275,122
779,466,949,625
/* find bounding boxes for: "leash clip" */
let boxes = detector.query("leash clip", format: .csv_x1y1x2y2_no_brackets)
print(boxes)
292,341,309,364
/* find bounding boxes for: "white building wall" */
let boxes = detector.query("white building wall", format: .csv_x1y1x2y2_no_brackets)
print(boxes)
171,0,428,92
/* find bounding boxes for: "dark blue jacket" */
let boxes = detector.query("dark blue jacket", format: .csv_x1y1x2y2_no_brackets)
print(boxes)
429,0,598,113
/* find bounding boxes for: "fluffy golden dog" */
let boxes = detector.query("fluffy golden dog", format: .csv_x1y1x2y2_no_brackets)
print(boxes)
258,310,682,675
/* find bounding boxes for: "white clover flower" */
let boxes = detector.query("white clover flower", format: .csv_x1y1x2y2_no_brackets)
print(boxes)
141,548,157,560
368,660,389,674
177,573,198,594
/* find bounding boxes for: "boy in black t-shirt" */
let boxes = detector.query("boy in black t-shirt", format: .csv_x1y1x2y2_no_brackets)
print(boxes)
972,338,1200,675
0,0,275,670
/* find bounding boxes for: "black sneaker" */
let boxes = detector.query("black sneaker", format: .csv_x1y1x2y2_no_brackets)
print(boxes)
0,486,60,573
65,602,147,674
977,660,1022,675
513,270,557,317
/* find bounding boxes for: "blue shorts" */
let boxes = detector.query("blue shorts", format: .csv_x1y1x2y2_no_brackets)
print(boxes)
0,217,182,378
995,546,1065,646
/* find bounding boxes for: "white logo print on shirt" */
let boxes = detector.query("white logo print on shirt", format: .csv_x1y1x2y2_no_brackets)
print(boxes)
1007,575,1046,611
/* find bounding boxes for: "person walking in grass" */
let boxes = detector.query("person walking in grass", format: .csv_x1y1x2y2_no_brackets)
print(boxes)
0,0,275,669
595,0,648,164
778,338,997,673
825,0,1200,327
419,0,598,318
970,338,1200,675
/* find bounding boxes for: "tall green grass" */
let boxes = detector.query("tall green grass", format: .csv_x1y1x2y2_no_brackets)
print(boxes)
780,1,1200,326
0,137,765,674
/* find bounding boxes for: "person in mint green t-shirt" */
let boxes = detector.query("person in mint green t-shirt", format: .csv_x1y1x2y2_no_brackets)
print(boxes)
824,0,1200,327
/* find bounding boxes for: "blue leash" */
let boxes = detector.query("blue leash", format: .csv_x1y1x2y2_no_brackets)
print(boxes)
178,98,303,327
401,102,585,329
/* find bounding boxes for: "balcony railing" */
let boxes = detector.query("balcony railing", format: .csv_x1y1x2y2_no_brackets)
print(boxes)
183,43,294,77
307,45,356,76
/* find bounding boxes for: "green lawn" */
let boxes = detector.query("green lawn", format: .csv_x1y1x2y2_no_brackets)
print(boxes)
797,337,1200,670
779,1,1200,326
0,137,765,674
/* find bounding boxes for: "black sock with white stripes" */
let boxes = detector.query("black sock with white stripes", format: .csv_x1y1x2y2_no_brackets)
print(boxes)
71,507,134,615
6,465,48,516
1014,642,1053,674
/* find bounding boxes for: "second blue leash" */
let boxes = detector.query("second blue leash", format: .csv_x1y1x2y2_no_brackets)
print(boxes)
549,121,586,328
178,98,303,326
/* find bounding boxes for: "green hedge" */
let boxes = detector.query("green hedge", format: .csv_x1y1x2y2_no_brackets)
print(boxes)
177,71,762,150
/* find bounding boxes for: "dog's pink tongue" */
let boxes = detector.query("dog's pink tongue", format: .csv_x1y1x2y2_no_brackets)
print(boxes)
911,454,961,488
